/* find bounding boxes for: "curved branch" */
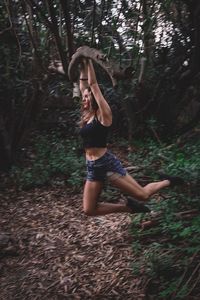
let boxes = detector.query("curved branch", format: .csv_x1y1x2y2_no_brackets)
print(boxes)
68,46,134,87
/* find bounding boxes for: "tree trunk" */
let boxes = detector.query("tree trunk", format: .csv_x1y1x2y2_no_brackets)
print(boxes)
60,0,74,59
46,0,68,76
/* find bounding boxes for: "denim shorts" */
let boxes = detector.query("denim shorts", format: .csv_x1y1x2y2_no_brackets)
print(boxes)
86,151,127,182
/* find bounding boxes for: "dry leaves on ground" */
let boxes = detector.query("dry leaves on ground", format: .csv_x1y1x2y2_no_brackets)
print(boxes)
0,186,145,300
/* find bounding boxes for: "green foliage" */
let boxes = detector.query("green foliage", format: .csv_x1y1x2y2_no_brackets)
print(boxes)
129,137,200,298
128,137,200,181
159,280,188,299
11,133,85,191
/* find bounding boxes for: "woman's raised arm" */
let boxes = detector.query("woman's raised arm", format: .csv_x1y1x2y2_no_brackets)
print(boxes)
88,59,112,126
79,59,89,96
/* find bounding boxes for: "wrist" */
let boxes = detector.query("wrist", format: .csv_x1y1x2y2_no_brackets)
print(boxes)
80,78,88,80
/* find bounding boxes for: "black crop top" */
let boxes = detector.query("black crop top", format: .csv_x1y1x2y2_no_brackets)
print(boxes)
79,117,110,148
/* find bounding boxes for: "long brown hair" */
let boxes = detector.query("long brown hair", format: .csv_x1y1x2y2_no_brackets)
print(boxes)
80,87,99,127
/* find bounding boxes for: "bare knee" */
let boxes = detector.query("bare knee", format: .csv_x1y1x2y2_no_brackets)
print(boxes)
83,206,96,216
137,189,149,202
83,181,102,216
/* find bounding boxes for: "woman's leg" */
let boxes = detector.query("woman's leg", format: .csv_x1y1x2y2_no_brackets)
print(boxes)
109,173,170,202
83,180,131,216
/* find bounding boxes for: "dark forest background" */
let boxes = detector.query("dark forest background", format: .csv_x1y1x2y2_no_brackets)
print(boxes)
0,0,200,171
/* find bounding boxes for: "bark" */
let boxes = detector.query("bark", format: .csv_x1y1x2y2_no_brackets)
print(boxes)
68,46,134,87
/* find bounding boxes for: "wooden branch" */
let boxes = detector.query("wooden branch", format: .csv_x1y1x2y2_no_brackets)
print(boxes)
175,209,199,220
68,46,134,87
141,219,159,230
141,209,199,230
0,27,13,36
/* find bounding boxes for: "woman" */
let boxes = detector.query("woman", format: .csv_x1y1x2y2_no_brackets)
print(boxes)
78,58,183,216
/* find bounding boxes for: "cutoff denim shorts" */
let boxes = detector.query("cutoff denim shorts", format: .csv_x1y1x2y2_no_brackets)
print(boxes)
86,151,127,182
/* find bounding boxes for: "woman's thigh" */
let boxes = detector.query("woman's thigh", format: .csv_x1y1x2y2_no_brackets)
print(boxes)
83,180,103,214
109,173,148,201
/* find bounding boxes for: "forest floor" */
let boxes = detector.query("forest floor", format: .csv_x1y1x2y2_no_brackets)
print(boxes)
1,131,199,300
0,165,146,299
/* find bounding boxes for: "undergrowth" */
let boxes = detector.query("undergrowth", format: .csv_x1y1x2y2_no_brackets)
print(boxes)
10,132,85,191
128,138,200,299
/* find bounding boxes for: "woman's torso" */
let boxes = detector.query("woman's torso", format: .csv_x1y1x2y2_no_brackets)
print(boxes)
79,114,111,160
85,147,107,161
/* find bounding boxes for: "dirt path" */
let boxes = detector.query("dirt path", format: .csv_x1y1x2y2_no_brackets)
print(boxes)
0,186,145,300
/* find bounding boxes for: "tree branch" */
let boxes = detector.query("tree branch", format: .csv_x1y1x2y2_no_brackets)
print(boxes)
68,46,134,87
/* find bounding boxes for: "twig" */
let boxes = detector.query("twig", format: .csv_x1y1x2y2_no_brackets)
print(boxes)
172,250,199,298
176,209,199,216
186,269,200,297
175,209,199,220
150,126,162,145
45,280,60,291
184,262,200,287
0,26,13,36
140,209,199,230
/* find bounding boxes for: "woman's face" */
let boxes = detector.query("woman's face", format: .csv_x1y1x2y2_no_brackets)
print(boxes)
82,89,92,110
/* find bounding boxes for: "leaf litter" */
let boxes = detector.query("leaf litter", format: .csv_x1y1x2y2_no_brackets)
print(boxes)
0,186,145,300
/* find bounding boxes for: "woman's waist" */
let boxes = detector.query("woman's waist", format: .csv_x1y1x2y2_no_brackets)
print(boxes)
85,147,107,161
